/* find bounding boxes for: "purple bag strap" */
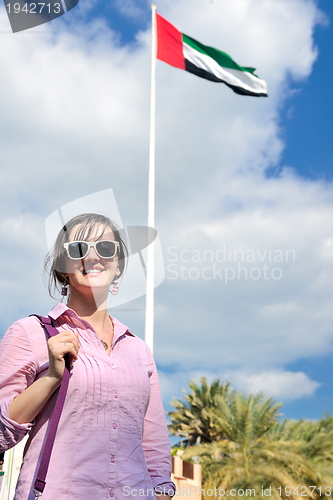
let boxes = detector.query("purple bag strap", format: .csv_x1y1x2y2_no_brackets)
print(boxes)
30,315,71,498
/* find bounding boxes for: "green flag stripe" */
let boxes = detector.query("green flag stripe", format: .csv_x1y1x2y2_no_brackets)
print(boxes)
183,42,268,95
182,34,259,77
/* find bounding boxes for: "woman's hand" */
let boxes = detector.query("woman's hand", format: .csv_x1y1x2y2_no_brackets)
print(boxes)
9,330,80,424
47,330,80,380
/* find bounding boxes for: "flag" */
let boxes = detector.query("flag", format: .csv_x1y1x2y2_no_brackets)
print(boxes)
156,13,268,97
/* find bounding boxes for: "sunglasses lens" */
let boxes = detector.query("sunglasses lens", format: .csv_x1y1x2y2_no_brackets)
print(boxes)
96,241,117,258
68,242,89,259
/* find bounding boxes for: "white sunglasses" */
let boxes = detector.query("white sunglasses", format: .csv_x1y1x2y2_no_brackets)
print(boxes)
64,240,119,260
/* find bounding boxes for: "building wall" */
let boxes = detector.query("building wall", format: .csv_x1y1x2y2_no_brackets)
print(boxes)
0,438,27,500
171,455,202,500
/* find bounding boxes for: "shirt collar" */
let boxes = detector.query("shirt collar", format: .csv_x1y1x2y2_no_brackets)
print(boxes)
48,303,135,342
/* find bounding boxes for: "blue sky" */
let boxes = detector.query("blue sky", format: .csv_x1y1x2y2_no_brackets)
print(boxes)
0,0,333,424
267,0,333,419
280,0,333,181
283,355,333,420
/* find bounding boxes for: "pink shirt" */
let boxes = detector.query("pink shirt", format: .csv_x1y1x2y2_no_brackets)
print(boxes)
0,303,174,500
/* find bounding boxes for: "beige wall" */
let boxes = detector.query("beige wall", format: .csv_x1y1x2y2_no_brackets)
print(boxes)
0,438,27,500
171,455,202,500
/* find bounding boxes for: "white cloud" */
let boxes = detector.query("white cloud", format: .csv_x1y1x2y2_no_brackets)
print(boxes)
113,0,145,20
231,369,322,400
159,369,321,408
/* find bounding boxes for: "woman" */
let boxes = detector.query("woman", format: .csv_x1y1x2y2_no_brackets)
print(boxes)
0,213,174,500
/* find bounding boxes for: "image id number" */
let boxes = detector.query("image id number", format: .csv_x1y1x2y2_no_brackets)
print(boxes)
6,3,61,14
277,486,332,496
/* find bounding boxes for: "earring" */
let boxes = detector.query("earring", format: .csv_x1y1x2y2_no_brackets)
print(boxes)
111,272,120,296
61,277,69,297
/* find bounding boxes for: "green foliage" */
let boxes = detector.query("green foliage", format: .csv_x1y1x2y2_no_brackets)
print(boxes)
171,446,186,456
168,377,231,446
270,416,333,481
169,378,333,500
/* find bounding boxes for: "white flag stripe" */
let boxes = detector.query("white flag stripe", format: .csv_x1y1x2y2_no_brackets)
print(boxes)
183,43,267,95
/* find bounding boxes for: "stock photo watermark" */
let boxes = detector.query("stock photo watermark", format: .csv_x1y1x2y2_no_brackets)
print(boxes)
44,189,297,298
123,485,332,498
2,0,80,32
166,245,296,283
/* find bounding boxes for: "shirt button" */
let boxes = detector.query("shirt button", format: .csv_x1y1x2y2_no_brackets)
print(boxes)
113,423,117,429
109,491,114,497
110,455,116,463
111,364,116,370
114,393,119,399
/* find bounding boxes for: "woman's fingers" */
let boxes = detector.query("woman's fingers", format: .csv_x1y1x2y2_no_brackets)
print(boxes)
56,331,80,351
47,331,80,379
48,332,80,356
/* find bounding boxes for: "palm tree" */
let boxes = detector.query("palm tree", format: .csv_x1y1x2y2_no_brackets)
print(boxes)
183,391,327,500
272,417,333,484
306,416,333,480
168,377,231,446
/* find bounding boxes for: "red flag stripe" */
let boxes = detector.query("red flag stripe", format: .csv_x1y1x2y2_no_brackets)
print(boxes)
156,13,185,70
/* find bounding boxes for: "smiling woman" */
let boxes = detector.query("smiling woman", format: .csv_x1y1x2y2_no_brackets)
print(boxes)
0,213,175,500
46,213,127,302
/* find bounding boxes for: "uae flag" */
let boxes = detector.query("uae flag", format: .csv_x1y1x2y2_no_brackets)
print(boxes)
156,13,268,97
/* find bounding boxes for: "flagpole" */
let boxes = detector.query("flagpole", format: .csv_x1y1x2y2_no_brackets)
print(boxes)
144,3,157,353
